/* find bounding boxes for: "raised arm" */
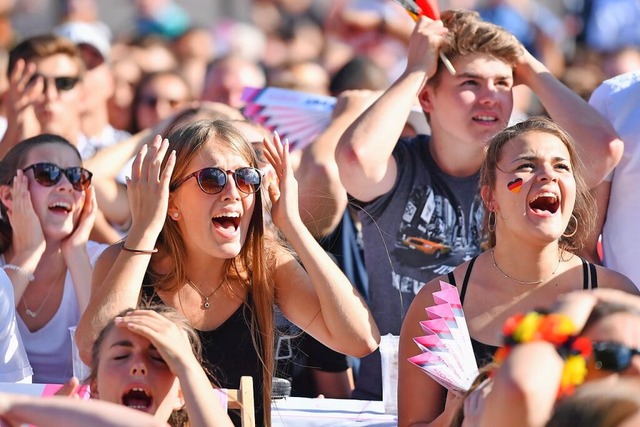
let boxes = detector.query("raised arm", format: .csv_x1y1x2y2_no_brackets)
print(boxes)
0,169,46,303
0,393,168,427
296,91,378,237
335,17,447,202
61,185,98,312
0,60,42,160
580,180,610,264
263,133,379,357
514,48,623,189
75,137,175,362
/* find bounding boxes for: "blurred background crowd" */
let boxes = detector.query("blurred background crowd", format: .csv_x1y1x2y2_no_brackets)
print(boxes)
0,0,638,122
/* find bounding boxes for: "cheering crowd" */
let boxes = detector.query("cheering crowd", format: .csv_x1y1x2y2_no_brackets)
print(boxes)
1,0,640,426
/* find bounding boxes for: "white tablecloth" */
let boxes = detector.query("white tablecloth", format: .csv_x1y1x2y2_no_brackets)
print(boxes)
271,397,397,426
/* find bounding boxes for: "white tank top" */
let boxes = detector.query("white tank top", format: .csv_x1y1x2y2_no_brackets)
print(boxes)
11,241,107,384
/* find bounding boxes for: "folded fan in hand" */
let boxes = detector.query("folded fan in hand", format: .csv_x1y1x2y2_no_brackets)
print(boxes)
241,86,336,151
241,86,430,151
408,281,479,392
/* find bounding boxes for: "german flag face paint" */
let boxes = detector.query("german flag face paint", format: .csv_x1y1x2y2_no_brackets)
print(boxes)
507,178,523,193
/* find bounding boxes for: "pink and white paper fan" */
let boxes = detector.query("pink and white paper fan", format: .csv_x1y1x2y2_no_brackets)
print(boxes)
408,281,479,392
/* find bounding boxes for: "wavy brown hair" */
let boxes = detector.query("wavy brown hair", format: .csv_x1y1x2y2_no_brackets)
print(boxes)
479,116,595,252
428,9,522,90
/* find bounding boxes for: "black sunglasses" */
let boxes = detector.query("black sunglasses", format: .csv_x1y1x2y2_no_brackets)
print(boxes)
23,163,93,192
28,73,81,92
171,167,262,195
593,341,640,372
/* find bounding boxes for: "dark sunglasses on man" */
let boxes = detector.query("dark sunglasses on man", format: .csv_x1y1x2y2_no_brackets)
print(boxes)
593,341,640,372
170,166,262,195
28,73,81,92
22,162,92,192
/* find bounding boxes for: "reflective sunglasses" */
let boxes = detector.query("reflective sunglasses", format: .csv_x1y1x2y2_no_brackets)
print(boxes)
23,163,93,192
28,73,81,92
593,341,640,372
171,167,262,195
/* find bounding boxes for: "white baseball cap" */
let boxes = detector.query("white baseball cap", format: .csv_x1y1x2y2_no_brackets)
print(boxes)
53,21,112,66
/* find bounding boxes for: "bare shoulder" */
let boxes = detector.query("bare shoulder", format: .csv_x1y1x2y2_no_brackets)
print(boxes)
594,264,639,295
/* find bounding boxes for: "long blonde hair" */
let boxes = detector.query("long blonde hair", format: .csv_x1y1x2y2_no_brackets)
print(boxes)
157,119,278,424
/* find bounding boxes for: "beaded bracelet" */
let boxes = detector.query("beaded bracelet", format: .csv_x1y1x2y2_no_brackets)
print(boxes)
2,264,35,281
121,245,158,255
493,311,592,398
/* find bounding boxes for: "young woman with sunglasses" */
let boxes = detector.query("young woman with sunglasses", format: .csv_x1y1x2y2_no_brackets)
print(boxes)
477,289,640,427
398,117,638,426
0,133,107,384
76,119,380,426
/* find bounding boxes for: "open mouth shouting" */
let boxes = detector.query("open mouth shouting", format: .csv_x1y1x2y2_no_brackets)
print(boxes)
211,211,241,237
48,201,72,214
121,386,154,412
528,192,560,215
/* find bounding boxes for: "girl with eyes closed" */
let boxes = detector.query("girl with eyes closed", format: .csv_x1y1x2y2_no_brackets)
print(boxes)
89,306,232,427
398,117,638,427
76,119,380,426
0,306,232,427
0,133,107,384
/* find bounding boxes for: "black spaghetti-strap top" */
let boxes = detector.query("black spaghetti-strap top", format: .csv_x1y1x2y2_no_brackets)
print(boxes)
140,284,264,427
446,255,599,366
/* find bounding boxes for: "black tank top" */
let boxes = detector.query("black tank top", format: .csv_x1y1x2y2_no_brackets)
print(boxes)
141,284,264,427
446,255,599,366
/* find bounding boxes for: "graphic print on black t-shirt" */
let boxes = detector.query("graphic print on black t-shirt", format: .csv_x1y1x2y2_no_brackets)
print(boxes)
393,178,484,279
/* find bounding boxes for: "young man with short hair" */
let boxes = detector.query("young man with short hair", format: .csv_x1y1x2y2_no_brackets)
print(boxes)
336,10,623,404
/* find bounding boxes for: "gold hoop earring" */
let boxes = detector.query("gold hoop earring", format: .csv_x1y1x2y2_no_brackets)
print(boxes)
487,210,496,233
562,214,578,238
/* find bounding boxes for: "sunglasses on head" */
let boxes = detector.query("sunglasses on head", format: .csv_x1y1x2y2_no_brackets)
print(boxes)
23,163,93,192
171,167,262,195
593,341,640,372
28,73,81,92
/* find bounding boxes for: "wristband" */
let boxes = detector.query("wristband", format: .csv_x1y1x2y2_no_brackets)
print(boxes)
2,264,35,281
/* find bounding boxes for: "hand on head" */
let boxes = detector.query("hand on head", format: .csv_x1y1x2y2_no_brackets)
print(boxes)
61,185,97,257
261,131,301,232
406,16,448,78
114,309,194,376
126,136,175,239
4,169,46,258
6,59,44,122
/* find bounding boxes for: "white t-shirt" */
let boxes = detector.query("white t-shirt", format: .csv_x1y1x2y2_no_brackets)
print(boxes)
589,70,640,288
0,269,33,382
7,241,108,383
